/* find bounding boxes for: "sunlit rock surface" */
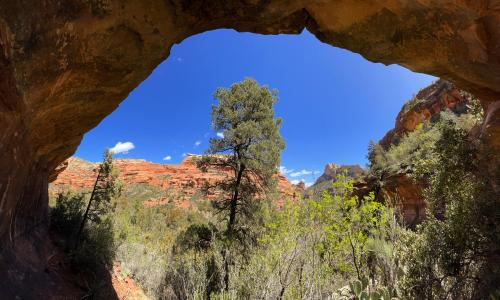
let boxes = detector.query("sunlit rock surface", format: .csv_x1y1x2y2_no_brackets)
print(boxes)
50,155,302,207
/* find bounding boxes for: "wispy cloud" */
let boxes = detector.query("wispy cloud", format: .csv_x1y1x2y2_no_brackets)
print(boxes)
163,155,172,161
182,153,187,157
216,132,224,138
194,140,202,147
314,170,321,175
279,166,294,175
290,169,313,177
109,141,135,154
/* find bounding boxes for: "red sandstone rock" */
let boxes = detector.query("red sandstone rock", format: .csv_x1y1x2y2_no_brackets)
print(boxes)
314,163,364,185
50,156,301,206
380,80,474,149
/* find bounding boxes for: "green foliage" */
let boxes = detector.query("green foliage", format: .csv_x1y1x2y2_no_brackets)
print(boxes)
349,277,397,300
175,223,218,253
50,150,120,278
399,121,500,299
310,173,388,280
85,149,121,225
368,105,482,177
50,192,85,237
49,88,497,299
50,191,115,273
104,168,404,299
71,217,115,271
365,98,500,298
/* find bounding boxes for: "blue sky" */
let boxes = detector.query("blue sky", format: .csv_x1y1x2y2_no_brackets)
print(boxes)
75,29,435,186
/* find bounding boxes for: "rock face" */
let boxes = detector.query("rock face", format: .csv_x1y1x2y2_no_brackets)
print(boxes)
357,80,477,226
315,163,365,185
306,163,364,197
380,80,475,149
1,0,500,296
50,156,302,205
355,173,426,227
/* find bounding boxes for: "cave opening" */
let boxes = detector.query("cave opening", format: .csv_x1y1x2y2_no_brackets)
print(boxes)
72,29,435,184
1,1,499,297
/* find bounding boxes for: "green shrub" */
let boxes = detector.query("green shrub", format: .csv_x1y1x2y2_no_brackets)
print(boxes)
399,121,500,299
50,192,115,273
50,192,85,238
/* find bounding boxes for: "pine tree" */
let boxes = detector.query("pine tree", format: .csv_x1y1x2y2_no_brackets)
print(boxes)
74,149,120,250
198,78,285,239
198,78,285,291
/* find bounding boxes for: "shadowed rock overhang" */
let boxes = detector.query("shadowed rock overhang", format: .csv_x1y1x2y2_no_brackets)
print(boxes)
0,0,499,259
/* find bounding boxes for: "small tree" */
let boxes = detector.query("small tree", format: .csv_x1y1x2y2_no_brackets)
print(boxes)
310,172,388,281
198,77,285,239
74,149,120,249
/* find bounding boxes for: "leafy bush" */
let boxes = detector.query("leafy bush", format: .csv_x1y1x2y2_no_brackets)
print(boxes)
71,217,115,271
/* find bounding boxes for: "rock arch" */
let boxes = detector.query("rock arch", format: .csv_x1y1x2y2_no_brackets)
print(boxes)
0,0,499,256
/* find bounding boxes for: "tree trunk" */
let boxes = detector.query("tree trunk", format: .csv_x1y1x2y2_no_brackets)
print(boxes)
227,165,245,237
73,166,102,250
222,249,230,291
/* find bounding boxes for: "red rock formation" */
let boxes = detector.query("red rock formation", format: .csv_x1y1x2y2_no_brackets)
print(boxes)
359,80,477,226
315,163,364,185
380,80,474,149
50,156,302,206
355,174,426,227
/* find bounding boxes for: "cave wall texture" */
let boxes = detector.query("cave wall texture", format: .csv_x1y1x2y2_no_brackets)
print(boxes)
0,0,499,260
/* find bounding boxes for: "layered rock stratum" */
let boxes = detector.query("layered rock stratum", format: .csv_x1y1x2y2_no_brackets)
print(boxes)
1,0,500,297
50,155,302,206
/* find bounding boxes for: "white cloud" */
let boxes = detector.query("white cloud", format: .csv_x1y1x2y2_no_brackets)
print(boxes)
194,140,202,147
182,153,187,157
163,155,172,161
216,132,224,138
313,170,321,175
109,141,135,154
291,179,300,185
305,182,313,188
290,169,313,177
279,166,294,175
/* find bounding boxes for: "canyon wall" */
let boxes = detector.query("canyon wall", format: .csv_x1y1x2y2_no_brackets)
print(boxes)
50,156,302,206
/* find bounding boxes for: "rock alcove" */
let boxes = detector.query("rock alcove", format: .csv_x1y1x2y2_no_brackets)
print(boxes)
0,0,499,295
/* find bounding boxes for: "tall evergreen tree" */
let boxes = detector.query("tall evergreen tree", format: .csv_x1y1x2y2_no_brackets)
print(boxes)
198,78,285,238
74,149,120,249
